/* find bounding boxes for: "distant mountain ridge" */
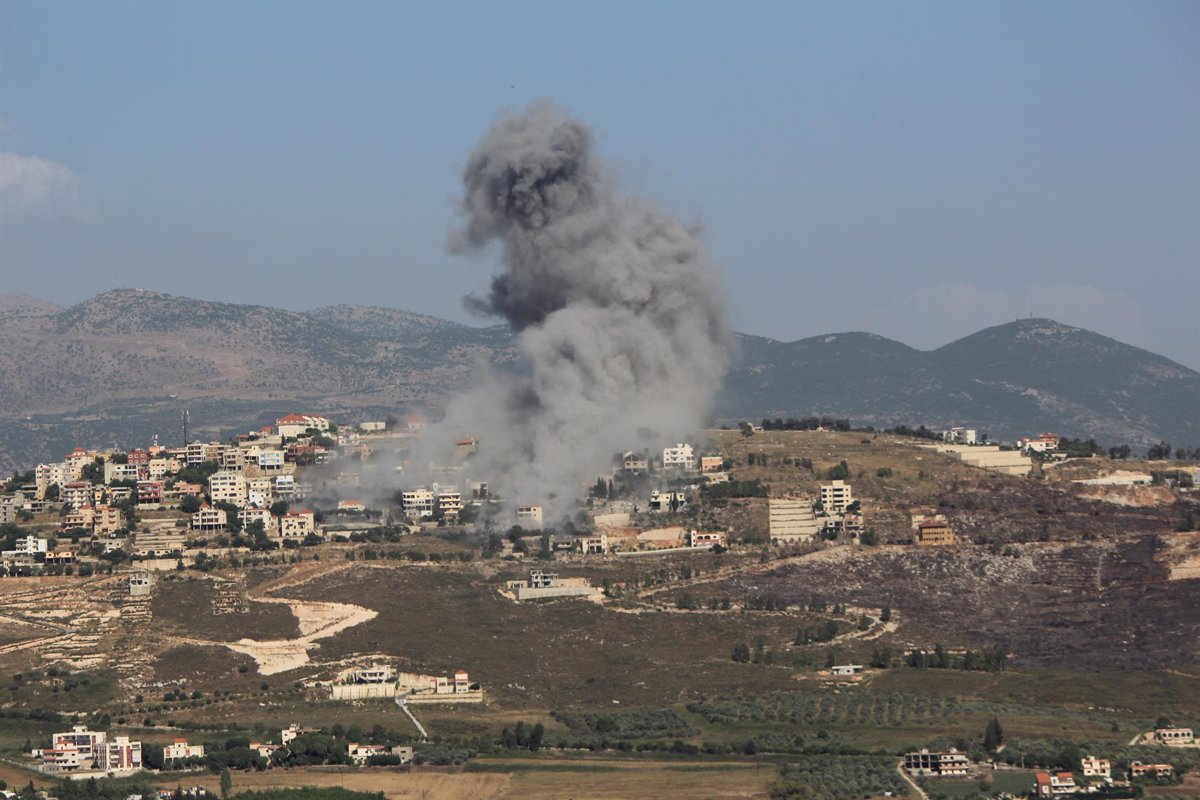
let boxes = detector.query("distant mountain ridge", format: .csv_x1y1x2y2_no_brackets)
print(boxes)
0,289,1195,469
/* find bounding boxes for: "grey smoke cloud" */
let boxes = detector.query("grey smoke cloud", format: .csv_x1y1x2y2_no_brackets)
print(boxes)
415,100,731,520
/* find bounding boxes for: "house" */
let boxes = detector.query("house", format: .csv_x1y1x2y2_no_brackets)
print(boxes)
1154,726,1194,745
238,507,277,535
915,519,956,546
44,551,76,566
819,480,854,514
768,498,820,544
280,724,319,745
93,505,124,535
62,481,94,509
358,421,386,432
129,572,153,596
190,506,228,533
277,413,331,438
622,451,649,474
401,489,435,520
137,480,165,505
436,489,463,518
1049,772,1077,794
662,443,696,471
163,739,205,762
699,456,725,473
903,749,970,776
280,510,317,539
516,505,544,527
246,477,274,508
687,530,726,549
576,532,608,554
405,414,427,432
1130,761,1173,779
1020,433,1061,453
942,427,978,445
346,743,413,765
1081,756,1111,778
830,664,864,677
1034,772,1053,799
208,471,247,507
648,490,688,513
506,569,594,600
337,499,366,512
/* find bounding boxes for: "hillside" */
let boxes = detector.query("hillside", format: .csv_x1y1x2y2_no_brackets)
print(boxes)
0,290,1196,469
720,319,1200,448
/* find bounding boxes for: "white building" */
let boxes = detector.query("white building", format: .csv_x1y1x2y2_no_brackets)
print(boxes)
279,510,317,539
208,470,247,507
942,427,977,445
401,488,435,519
819,480,854,514
1081,756,1110,779
163,739,205,762
516,505,544,527
190,506,228,532
662,443,696,471
276,413,331,438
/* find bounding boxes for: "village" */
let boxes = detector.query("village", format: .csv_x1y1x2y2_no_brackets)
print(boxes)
1,416,1197,800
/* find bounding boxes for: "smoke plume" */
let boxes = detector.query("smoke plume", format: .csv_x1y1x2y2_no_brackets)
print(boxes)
420,100,731,519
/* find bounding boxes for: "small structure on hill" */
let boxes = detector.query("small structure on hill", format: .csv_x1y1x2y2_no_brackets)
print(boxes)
506,569,595,601
915,519,956,546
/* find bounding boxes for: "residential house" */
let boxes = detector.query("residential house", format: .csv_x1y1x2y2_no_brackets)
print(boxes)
279,510,317,540
163,740,205,762
622,451,649,474
903,749,970,776
62,481,94,509
648,490,688,513
96,736,142,771
577,532,608,554
819,480,854,514
700,456,725,473
276,413,331,438
516,505,544,527
346,743,413,765
337,499,366,512
191,506,228,533
1154,727,1194,746
662,443,696,471
1020,433,1061,453
687,530,726,549
137,480,165,505
208,471,247,507
401,488,435,520
1081,756,1111,779
1130,761,1173,779
915,519,957,546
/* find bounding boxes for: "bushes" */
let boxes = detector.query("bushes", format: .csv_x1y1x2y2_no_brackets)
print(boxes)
772,755,911,799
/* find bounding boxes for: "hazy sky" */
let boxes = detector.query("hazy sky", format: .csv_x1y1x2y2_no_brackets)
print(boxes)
2,2,1197,368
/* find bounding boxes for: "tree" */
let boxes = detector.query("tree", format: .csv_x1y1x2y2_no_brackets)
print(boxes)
880,606,891,622
219,767,232,800
739,421,754,438
983,716,1004,751
180,494,202,514
731,642,751,663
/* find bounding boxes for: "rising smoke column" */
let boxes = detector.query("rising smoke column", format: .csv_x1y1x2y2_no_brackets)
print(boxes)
430,100,731,518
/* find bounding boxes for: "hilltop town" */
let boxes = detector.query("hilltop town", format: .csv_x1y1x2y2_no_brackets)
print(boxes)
1,412,1197,800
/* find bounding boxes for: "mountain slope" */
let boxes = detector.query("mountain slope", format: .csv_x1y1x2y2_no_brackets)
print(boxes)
0,292,1195,469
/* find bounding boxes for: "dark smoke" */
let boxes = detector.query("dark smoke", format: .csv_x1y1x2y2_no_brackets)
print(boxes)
421,100,731,517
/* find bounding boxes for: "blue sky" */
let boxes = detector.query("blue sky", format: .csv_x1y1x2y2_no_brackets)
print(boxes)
2,1,1198,367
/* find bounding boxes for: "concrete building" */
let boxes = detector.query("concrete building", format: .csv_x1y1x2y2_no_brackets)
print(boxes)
280,510,317,539
163,740,205,762
662,443,696,471
516,505,544,527
648,490,688,513
208,470,247,507
507,569,595,601
927,444,1033,477
129,572,153,596
1019,433,1061,453
830,664,864,677
942,427,978,445
347,743,413,765
915,519,957,546
190,506,228,533
903,749,970,776
576,532,608,554
401,488,435,520
1154,727,1194,745
622,451,649,474
819,480,854,514
1130,761,1173,779
276,413,331,438
687,530,726,549
700,456,725,473
1081,756,1111,779
768,498,821,544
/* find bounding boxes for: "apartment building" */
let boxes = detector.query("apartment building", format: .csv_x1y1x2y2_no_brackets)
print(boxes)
163,739,205,762
208,470,247,507
819,480,854,514
662,443,696,471
903,749,970,776
279,510,317,539
401,489,435,519
191,506,228,533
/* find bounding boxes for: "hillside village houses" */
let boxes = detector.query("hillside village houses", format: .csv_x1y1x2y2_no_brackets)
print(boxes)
35,724,144,775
